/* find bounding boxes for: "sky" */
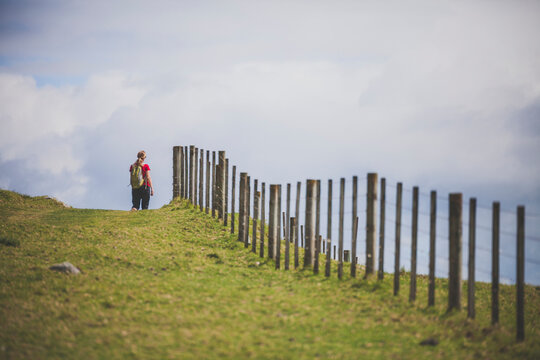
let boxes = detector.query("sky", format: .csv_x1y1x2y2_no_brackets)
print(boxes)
1,0,539,283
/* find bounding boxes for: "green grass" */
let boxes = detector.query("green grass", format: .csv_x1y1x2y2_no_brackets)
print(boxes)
0,189,539,359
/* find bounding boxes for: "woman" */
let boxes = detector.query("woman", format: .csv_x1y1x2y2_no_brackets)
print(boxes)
130,150,154,211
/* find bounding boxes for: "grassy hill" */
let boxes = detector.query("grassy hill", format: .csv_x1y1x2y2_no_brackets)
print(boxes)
0,189,539,359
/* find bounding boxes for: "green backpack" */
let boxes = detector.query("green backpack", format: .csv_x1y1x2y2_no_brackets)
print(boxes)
130,164,145,189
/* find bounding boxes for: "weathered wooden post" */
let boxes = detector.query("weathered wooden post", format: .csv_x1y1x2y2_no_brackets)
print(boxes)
366,173,378,275
194,147,198,206
252,191,260,254
429,191,437,306
189,145,195,204
314,236,321,275
353,217,359,268
351,176,358,277
211,151,216,218
467,197,476,317
410,186,419,302
314,181,321,275
286,184,291,245
269,185,279,260
183,146,188,198
517,205,525,341
199,149,204,211
394,182,402,296
205,151,210,213
285,214,290,270
231,166,236,233
316,180,321,253
260,183,266,258
448,193,463,311
492,201,500,324
180,146,185,198
217,151,226,219
295,181,301,262
252,180,258,251
291,217,298,269
173,146,180,198
338,178,345,279
378,178,386,280
304,180,317,267
293,217,299,269
277,185,282,269
245,176,251,247
224,159,229,225
238,173,247,242
326,179,333,278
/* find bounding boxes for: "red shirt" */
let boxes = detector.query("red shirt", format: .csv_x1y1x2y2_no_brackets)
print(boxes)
129,163,151,186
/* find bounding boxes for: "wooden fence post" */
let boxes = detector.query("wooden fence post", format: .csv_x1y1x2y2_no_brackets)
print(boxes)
194,147,198,206
492,201,500,324
517,205,525,341
269,185,279,260
173,146,180,198
231,166,236,233
238,173,247,242
429,191,437,306
189,145,195,204
285,213,290,270
351,176,358,278
448,193,463,311
326,179,333,277
211,151,216,218
344,250,350,262
366,173,378,276
286,184,291,246
217,151,226,219
338,178,345,279
199,149,204,211
410,186,419,302
183,146,188,198
276,185,282,269
291,217,297,269
252,191,260,254
260,183,266,258
467,197,476,317
394,182,402,296
245,176,251,247
304,180,317,267
314,181,321,275
295,182,301,261
378,177,386,280
180,146,184,198
301,226,304,249
252,180,258,251
205,151,210,213
224,159,229,225
352,217,359,267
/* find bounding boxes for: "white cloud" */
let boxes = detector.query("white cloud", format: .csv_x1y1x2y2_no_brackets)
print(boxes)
0,72,145,203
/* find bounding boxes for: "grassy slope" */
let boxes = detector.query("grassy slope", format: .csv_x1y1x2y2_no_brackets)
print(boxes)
0,189,539,359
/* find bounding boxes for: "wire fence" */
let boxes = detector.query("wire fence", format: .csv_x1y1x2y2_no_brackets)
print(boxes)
172,145,534,343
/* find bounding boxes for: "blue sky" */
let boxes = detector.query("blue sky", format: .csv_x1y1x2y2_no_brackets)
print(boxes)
1,0,539,284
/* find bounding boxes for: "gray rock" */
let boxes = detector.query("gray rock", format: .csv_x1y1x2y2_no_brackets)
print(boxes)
49,262,81,275
419,338,438,346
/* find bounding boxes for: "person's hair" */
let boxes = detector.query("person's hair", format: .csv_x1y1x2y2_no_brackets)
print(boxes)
135,150,146,166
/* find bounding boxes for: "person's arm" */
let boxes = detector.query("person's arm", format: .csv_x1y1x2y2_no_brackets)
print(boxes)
146,171,154,196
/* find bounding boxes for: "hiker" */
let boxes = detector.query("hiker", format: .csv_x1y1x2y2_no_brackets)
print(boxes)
130,150,154,211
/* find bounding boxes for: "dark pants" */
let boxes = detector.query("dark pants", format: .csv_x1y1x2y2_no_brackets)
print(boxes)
132,186,150,210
